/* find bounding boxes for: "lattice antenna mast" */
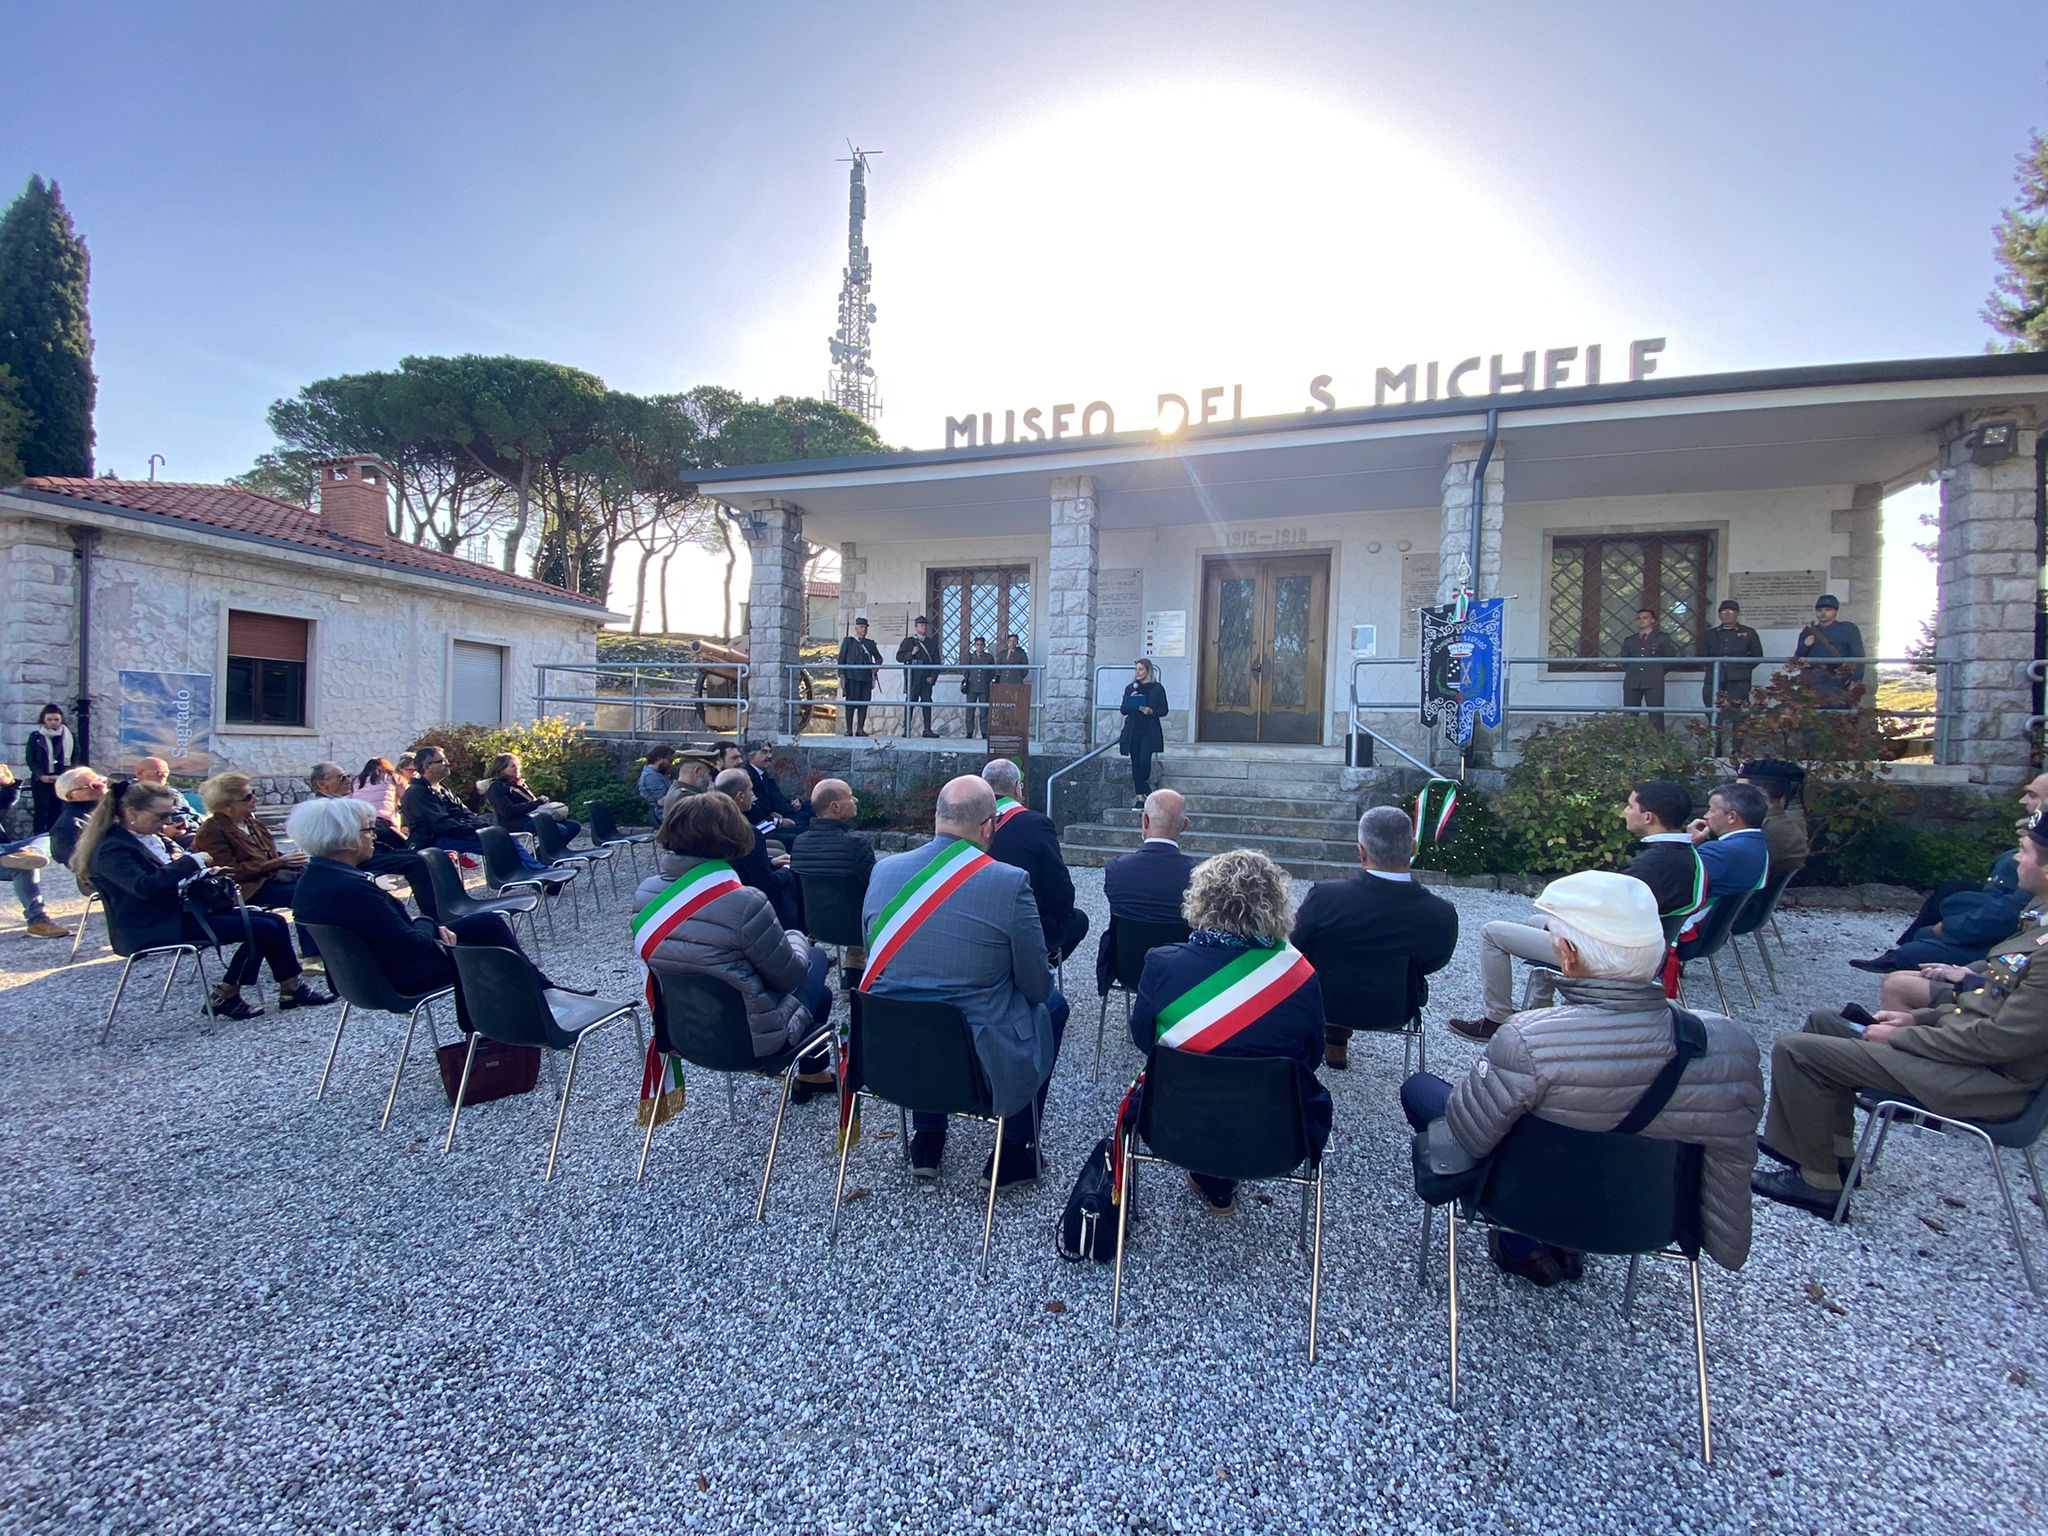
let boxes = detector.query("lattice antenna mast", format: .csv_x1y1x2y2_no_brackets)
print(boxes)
826,145,881,424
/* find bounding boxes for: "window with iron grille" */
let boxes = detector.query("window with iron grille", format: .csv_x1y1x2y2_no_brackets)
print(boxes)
1547,533,1711,661
926,566,1031,665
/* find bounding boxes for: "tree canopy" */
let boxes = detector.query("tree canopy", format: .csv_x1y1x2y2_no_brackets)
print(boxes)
0,176,96,476
1986,127,2048,351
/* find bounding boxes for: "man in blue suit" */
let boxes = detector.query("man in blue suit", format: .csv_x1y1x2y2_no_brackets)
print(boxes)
861,775,1069,1187
1677,780,1771,942
1094,789,1199,995
982,757,1089,964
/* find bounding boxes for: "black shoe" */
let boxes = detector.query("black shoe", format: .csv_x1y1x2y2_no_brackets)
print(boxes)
205,993,263,1020
1447,1016,1502,1043
1756,1135,1797,1167
1488,1230,1564,1287
278,984,336,1010
1751,1167,1845,1220
909,1131,945,1181
922,729,938,739
1846,956,1894,974
788,1074,839,1106
1549,1246,1586,1282
984,1144,1043,1191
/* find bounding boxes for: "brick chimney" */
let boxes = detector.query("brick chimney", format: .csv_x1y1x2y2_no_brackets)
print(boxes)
310,455,392,545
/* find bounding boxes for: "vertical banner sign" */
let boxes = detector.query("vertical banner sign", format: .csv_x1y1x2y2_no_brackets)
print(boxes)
1456,598,1505,743
117,670,215,775
1418,604,1461,738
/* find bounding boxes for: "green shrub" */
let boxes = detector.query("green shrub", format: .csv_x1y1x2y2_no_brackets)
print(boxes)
1497,716,1709,876
410,717,639,818
1413,783,1513,878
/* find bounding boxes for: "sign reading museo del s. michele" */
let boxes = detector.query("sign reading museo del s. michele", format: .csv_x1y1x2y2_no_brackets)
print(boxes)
942,338,1669,448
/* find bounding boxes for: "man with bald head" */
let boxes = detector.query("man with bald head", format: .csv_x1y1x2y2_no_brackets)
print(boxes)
982,756,1088,965
306,760,439,918
859,774,1068,1185
793,778,875,980
1095,788,1199,996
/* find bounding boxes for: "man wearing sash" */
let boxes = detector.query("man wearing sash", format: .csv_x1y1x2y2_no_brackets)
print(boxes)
1126,849,1328,1212
982,758,1088,965
860,776,1068,1185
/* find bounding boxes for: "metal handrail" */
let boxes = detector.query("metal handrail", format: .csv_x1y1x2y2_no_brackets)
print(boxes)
535,661,748,737
782,662,1044,739
1045,666,1146,817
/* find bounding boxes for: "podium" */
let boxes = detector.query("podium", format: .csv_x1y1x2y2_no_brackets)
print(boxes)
987,681,1032,766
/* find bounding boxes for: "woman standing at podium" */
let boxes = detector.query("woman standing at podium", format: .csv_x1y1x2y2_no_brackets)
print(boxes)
1118,658,1169,809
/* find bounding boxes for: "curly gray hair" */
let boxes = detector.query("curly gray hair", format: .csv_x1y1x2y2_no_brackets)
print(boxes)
1181,848,1294,945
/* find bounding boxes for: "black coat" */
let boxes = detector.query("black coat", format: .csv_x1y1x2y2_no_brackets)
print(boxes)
1128,937,1332,1158
790,818,875,889
1618,836,1705,917
89,824,208,953
49,800,96,869
292,857,453,998
1290,872,1460,1024
1095,839,1200,993
837,634,882,700
1117,679,1168,756
746,763,797,821
484,777,546,833
401,780,487,848
989,808,1075,954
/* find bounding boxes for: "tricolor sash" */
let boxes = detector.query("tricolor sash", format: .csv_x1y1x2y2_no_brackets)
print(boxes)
859,838,993,991
633,859,744,1013
993,796,1026,830
1153,942,1315,1053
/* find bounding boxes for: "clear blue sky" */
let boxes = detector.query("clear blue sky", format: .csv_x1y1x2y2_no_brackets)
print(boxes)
5,1,2044,645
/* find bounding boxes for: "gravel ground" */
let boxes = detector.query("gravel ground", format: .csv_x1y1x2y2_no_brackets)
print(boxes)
2,858,2045,1536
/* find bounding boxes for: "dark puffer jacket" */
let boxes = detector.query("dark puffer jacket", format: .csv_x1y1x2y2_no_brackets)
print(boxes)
634,851,813,1058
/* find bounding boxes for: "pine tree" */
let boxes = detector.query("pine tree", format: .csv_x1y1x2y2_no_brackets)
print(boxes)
1985,129,2048,351
0,176,96,475
0,363,26,484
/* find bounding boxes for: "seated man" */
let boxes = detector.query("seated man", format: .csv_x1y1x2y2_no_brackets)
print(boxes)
308,761,441,918
0,762,68,939
1738,759,1809,879
1450,779,1699,1041
637,745,676,824
1293,804,1459,1069
860,775,1067,1187
982,757,1088,964
135,756,205,818
791,777,875,979
1849,771,2044,976
1754,809,2048,1218
1093,789,1200,997
715,768,799,928
744,740,801,851
46,765,107,870
660,755,715,816
1676,781,1771,940
1406,871,1765,1284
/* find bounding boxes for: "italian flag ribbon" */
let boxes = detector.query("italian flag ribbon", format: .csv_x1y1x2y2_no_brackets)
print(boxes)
1153,942,1316,1052
993,795,1026,831
632,859,743,1117
858,838,994,991
1413,778,1460,851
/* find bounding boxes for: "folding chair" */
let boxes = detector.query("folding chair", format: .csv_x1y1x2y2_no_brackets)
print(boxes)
799,871,869,990
301,922,453,1130
479,827,579,933
534,812,615,902
1729,865,1798,994
1094,918,1191,1081
69,889,102,961
1673,891,1756,1014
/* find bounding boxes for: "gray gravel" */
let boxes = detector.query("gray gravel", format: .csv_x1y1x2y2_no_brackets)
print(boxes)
2,858,2046,1536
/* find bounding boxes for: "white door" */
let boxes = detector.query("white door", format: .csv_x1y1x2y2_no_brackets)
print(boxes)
450,641,505,725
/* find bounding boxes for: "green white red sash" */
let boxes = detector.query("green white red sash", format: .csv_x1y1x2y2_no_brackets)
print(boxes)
859,838,993,991
993,796,1025,830
1153,942,1315,1053
633,859,743,1012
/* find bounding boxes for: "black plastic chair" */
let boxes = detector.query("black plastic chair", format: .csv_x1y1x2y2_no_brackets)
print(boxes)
1095,919,1193,1082
1314,948,1431,1075
478,827,579,933
1673,889,1756,1014
1414,1113,1714,1462
419,848,543,956
443,944,642,1180
301,921,454,1131
799,871,870,989
68,890,102,962
585,800,653,877
831,992,1007,1276
533,812,614,903
1112,1047,1325,1358
636,972,837,1220
98,890,252,1043
1729,864,1798,994
1832,1080,2048,1297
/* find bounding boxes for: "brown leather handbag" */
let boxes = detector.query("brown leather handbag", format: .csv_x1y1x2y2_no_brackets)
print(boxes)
435,1036,541,1105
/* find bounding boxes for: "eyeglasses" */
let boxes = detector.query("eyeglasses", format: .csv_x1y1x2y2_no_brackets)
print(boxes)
238,792,256,802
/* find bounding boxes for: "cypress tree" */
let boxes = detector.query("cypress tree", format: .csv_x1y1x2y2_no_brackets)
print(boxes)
0,363,26,484
0,176,97,475
1985,130,2048,352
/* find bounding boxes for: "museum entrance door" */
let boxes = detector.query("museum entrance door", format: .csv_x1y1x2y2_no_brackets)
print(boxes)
1196,552,1330,743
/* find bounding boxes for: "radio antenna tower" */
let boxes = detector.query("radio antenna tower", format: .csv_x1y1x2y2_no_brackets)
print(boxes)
826,144,881,424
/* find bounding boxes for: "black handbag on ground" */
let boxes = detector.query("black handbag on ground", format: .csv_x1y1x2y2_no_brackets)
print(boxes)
1056,1136,1123,1263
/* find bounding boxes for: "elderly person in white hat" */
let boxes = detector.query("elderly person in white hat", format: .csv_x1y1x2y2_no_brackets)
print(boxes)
1401,871,1765,1285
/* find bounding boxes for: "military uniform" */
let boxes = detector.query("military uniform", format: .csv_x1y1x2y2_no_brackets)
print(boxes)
1792,616,1867,697
1765,913,2048,1187
1618,628,1681,731
1700,619,1763,752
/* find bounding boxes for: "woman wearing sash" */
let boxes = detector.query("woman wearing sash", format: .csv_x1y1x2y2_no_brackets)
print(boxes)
1126,848,1330,1213
633,792,836,1095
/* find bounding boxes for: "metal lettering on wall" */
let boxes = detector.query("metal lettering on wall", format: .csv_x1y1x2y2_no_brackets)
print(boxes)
1221,526,1311,550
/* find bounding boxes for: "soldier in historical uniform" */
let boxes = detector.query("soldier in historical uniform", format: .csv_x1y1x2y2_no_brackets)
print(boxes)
1791,593,1867,703
1699,600,1764,755
960,635,993,738
896,615,940,738
1753,808,2048,1218
837,616,882,737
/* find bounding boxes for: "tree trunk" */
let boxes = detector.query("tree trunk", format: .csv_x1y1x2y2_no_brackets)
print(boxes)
630,540,651,634
659,549,675,634
500,461,533,573
719,517,736,642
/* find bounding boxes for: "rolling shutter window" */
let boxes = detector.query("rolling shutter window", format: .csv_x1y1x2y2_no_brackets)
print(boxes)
451,641,505,726
226,610,309,662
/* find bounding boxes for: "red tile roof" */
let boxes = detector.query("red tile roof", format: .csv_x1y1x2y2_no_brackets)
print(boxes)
15,478,608,610
806,578,840,598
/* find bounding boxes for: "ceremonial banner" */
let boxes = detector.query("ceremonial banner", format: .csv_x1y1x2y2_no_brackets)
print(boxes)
1418,604,1461,736
116,670,214,776
1455,598,1506,743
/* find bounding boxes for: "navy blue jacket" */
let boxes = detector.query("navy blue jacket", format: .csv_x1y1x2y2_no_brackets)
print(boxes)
291,857,452,998
747,764,798,822
1095,839,1199,993
989,807,1075,954
1128,936,1332,1157
1290,871,1459,1025
1696,828,1770,905
89,825,208,953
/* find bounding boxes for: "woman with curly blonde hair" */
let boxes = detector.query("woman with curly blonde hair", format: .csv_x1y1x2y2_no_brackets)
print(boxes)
1125,848,1332,1212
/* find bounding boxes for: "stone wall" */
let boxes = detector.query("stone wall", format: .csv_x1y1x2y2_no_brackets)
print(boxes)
1044,476,1099,749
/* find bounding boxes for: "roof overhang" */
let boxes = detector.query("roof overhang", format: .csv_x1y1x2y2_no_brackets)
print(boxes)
690,354,2048,544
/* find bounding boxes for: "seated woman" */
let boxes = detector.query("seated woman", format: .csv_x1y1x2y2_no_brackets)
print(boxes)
351,757,401,824
401,747,545,871
633,792,835,1097
483,752,581,842
192,772,308,912
74,781,332,1019
390,754,418,835
285,797,558,1010
1126,847,1330,1213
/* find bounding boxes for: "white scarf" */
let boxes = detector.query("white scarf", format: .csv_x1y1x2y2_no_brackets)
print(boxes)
37,726,73,772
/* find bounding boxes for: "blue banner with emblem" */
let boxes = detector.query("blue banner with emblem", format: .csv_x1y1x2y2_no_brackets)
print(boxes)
1455,598,1505,743
116,670,215,777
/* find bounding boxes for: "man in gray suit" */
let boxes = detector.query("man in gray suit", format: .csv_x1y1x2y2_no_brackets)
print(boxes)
861,775,1070,1187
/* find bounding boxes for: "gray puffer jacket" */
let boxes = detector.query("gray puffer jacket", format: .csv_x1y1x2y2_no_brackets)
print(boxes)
634,851,814,1058
1439,975,1765,1270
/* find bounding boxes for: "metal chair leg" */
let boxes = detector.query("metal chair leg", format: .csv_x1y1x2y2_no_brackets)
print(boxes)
979,1115,1004,1280
635,1051,673,1182
1689,1259,1713,1464
544,1035,587,1182
1752,932,1779,993
69,894,97,961
1707,953,1731,1014
829,1091,861,1243
443,1032,481,1153
897,1105,910,1163
1984,1137,2044,1297
1307,1166,1324,1363
1621,1253,1642,1319
756,1066,796,1222
2026,1145,2048,1229
1834,1103,1891,1223
1447,1211,1461,1409
100,955,140,1044
158,950,183,1009
1111,1134,1134,1327
1092,991,1109,1083
1297,1178,1309,1253
316,1001,352,1100
1769,913,1785,947
1730,941,1758,1011
380,999,428,1130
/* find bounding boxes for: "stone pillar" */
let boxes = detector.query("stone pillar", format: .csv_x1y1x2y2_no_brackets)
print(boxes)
1831,483,1884,620
742,500,804,739
1045,475,1099,749
1437,440,1505,604
1,516,80,792
1934,407,2041,781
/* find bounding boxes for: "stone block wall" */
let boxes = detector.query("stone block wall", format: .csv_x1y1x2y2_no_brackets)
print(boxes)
743,502,803,736
1437,439,1504,602
1045,476,1098,748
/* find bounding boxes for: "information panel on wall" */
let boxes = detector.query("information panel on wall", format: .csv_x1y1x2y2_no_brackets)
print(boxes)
1728,570,1832,629
1095,567,1144,706
1400,553,1442,653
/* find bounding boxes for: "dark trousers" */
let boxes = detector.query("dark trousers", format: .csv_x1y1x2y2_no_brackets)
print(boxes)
1399,1071,1547,1261
1703,682,1749,755
365,849,437,920
1622,683,1664,733
1899,879,1977,943
965,698,987,737
844,692,872,735
1052,909,1090,965
904,674,935,735
913,990,1070,1152
248,877,320,960
30,781,60,834
184,908,301,988
1129,742,1156,799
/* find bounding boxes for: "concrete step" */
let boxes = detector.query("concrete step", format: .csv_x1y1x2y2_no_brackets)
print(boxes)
1107,791,1357,820
1099,806,1361,845
1061,824,1360,883
1155,757,1351,792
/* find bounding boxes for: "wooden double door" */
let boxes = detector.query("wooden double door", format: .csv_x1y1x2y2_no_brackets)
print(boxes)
1197,552,1330,743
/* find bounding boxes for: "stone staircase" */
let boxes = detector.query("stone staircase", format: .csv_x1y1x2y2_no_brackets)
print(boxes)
1059,746,1369,881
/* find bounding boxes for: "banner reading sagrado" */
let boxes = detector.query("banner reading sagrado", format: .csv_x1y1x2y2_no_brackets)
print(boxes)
117,670,215,776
